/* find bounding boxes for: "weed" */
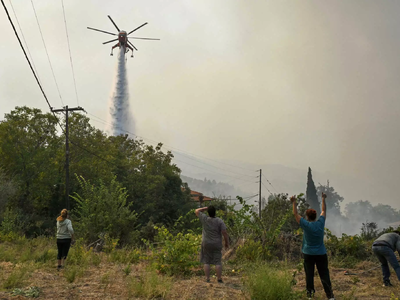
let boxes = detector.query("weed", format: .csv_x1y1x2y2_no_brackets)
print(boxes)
127,267,172,299
12,286,41,298
351,276,360,284
390,293,399,300
3,265,29,289
100,272,110,285
64,265,84,283
341,287,358,300
243,263,295,300
90,251,102,266
123,263,131,276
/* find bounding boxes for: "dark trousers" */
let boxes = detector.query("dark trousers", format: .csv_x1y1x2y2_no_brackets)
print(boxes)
57,238,71,260
304,253,334,298
372,245,400,282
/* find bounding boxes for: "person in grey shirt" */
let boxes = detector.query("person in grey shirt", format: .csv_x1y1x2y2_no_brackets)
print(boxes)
56,209,74,270
195,205,229,283
372,231,400,286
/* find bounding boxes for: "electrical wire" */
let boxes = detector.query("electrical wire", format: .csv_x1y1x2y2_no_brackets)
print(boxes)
262,173,278,193
2,0,53,112
60,0,79,106
30,0,64,106
261,181,273,195
8,0,41,83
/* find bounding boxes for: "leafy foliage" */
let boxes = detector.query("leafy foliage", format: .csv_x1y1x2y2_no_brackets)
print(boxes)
71,175,137,244
147,226,201,276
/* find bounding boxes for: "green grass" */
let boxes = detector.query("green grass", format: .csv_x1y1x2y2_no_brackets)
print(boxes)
243,263,300,300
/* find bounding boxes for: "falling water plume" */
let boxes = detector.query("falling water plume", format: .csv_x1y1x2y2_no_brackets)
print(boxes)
109,47,135,136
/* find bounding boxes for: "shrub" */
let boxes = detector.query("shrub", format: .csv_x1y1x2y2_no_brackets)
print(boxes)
0,207,26,236
325,229,371,267
243,264,297,300
71,175,138,244
148,226,201,276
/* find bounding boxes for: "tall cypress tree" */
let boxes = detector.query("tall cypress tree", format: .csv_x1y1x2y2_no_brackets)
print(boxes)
306,167,321,216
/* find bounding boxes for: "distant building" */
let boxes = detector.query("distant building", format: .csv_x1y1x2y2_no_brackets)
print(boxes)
190,190,213,207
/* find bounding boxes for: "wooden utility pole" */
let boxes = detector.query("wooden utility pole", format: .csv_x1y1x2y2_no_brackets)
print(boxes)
259,169,262,218
51,105,84,210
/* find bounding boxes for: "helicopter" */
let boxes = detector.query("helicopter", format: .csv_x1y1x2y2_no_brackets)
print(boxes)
87,15,159,58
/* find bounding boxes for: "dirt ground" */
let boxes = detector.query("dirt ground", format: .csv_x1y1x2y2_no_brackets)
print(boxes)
0,261,399,299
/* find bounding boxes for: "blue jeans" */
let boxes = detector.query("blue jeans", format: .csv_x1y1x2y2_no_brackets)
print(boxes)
372,245,400,282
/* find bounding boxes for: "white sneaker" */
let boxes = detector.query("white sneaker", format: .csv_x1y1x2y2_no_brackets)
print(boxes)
328,298,336,300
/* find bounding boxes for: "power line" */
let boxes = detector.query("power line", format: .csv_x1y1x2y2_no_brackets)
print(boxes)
30,0,64,106
1,0,52,112
8,0,41,83
262,173,278,193
262,181,273,195
60,0,79,106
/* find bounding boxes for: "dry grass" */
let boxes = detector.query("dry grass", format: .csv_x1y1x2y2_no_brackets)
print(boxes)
0,259,399,299
293,260,400,300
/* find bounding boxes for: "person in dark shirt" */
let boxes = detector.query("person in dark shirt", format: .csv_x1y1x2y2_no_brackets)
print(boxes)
195,206,229,283
372,231,400,286
291,193,335,300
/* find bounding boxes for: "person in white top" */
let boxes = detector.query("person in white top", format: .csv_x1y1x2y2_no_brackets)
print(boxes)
56,209,74,270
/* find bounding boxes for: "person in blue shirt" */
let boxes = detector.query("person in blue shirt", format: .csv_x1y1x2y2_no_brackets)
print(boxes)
291,193,335,300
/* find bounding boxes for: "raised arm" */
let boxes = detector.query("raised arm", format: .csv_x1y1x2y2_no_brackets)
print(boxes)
321,192,327,218
290,196,301,224
195,206,208,217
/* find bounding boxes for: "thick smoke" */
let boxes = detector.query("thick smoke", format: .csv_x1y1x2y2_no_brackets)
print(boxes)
109,48,135,136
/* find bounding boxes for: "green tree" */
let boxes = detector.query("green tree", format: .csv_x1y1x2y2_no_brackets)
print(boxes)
306,167,320,215
0,168,18,212
0,106,63,214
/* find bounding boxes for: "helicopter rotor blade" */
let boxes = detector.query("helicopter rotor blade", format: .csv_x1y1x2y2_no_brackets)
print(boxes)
103,38,119,45
87,27,117,36
128,37,160,41
128,40,138,51
107,15,120,32
127,22,148,35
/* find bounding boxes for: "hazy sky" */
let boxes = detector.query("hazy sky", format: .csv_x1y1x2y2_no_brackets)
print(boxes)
2,1,400,209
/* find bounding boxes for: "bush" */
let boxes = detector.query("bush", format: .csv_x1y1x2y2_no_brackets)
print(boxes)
243,264,297,300
71,175,138,244
325,229,371,267
148,226,201,276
